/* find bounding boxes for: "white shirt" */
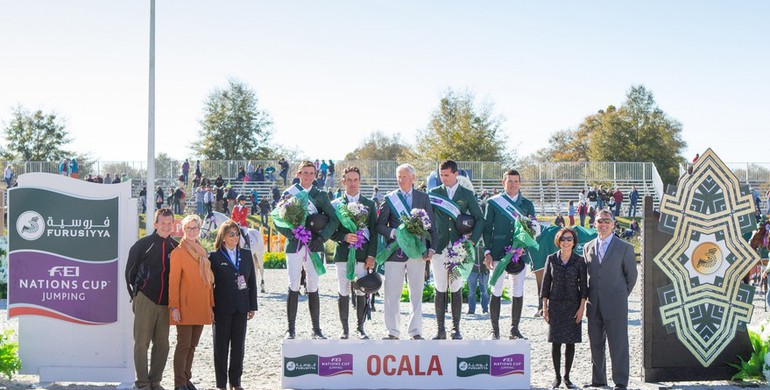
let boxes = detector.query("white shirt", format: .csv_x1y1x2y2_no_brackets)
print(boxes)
226,247,238,266
446,182,460,200
346,192,360,203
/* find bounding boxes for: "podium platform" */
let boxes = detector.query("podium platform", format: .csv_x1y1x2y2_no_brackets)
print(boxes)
282,339,530,389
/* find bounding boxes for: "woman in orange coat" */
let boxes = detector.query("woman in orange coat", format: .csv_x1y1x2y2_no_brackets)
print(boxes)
169,215,214,390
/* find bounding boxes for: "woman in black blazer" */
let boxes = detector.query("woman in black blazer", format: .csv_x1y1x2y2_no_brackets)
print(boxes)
210,220,258,390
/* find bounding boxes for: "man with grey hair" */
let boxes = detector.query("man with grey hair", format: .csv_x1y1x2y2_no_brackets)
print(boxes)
583,209,637,389
377,163,436,340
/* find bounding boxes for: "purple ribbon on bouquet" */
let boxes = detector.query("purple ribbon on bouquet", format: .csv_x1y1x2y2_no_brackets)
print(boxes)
348,229,367,250
292,225,312,260
764,224,770,248
504,245,525,263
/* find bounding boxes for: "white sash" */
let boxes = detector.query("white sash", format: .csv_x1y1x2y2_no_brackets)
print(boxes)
429,192,461,220
488,193,524,223
385,191,410,218
284,184,318,215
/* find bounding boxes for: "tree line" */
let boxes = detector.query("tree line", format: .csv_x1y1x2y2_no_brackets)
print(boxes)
1,81,686,185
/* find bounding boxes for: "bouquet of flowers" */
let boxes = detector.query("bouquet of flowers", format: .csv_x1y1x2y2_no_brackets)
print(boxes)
335,201,371,280
271,191,325,276
489,215,540,285
444,238,469,283
376,208,431,265
401,208,431,238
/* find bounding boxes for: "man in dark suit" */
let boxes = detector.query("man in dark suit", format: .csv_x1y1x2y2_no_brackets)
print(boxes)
330,166,378,340
482,169,537,340
274,161,340,340
428,160,484,340
583,209,638,389
376,163,437,340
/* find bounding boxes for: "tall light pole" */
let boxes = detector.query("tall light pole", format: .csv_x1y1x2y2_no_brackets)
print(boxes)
146,0,156,234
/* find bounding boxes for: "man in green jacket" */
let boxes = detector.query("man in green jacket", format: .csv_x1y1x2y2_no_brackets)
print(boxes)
483,169,537,340
274,161,340,340
428,160,484,340
330,166,378,340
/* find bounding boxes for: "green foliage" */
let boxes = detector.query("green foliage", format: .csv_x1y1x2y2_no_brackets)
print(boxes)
534,85,686,185
263,252,287,269
193,79,274,160
0,329,21,380
415,88,512,162
2,106,73,161
345,130,413,161
729,325,768,381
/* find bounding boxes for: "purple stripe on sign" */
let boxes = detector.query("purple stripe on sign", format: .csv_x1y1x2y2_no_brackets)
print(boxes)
8,251,118,324
318,354,353,377
490,354,525,376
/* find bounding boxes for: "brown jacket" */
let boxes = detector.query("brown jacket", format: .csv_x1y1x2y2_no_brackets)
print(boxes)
169,246,214,325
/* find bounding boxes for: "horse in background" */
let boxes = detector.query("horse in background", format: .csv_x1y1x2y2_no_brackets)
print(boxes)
202,211,267,293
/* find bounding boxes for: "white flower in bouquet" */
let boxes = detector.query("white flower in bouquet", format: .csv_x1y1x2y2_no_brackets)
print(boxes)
444,239,468,282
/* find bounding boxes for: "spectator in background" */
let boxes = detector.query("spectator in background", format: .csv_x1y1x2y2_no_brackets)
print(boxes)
258,196,271,227
567,201,575,226
182,159,190,185
328,160,335,181
467,250,489,316
265,164,276,181
59,159,69,176
612,188,624,217
173,187,185,215
247,160,255,181
313,159,320,172
236,166,247,181
250,187,259,215
139,186,147,213
156,186,164,210
95,175,104,183
587,187,597,209
319,160,328,181
214,175,224,188
4,164,14,187
765,187,770,215
113,174,122,184
69,158,79,178
278,157,289,185
226,185,238,213
588,206,596,226
271,185,280,207
554,212,565,228
255,164,265,182
597,186,607,211
628,186,639,218
215,186,224,212
579,189,586,206
195,187,206,216
204,187,214,215
195,160,202,178
192,175,201,190
578,202,587,227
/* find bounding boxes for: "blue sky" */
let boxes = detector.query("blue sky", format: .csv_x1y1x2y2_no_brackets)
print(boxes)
1,1,768,163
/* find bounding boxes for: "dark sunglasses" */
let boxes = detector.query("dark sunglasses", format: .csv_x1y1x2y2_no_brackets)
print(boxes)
559,236,574,242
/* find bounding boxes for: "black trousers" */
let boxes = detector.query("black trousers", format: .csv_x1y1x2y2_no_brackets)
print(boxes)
213,311,248,388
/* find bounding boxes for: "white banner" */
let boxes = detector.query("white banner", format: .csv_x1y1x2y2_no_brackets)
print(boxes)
282,339,530,389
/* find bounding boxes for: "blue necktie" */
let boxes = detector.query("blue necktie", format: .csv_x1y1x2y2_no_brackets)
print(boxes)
403,191,412,208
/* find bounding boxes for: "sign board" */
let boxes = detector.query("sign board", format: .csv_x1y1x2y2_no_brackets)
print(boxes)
7,173,135,383
643,148,755,381
282,339,530,389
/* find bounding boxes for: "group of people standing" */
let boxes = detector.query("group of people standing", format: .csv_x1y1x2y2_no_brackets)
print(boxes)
126,210,258,390
125,159,638,390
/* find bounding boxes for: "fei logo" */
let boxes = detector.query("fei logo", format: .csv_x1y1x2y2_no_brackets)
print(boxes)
16,210,45,241
457,354,525,377
48,266,80,277
284,354,353,377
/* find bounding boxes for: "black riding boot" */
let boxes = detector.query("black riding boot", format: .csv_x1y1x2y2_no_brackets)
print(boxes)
489,295,501,340
338,294,349,339
308,291,326,339
355,294,370,339
285,289,299,339
450,290,463,340
509,296,526,339
432,291,447,340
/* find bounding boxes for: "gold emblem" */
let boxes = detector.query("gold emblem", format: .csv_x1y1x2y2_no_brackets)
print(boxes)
691,242,721,275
